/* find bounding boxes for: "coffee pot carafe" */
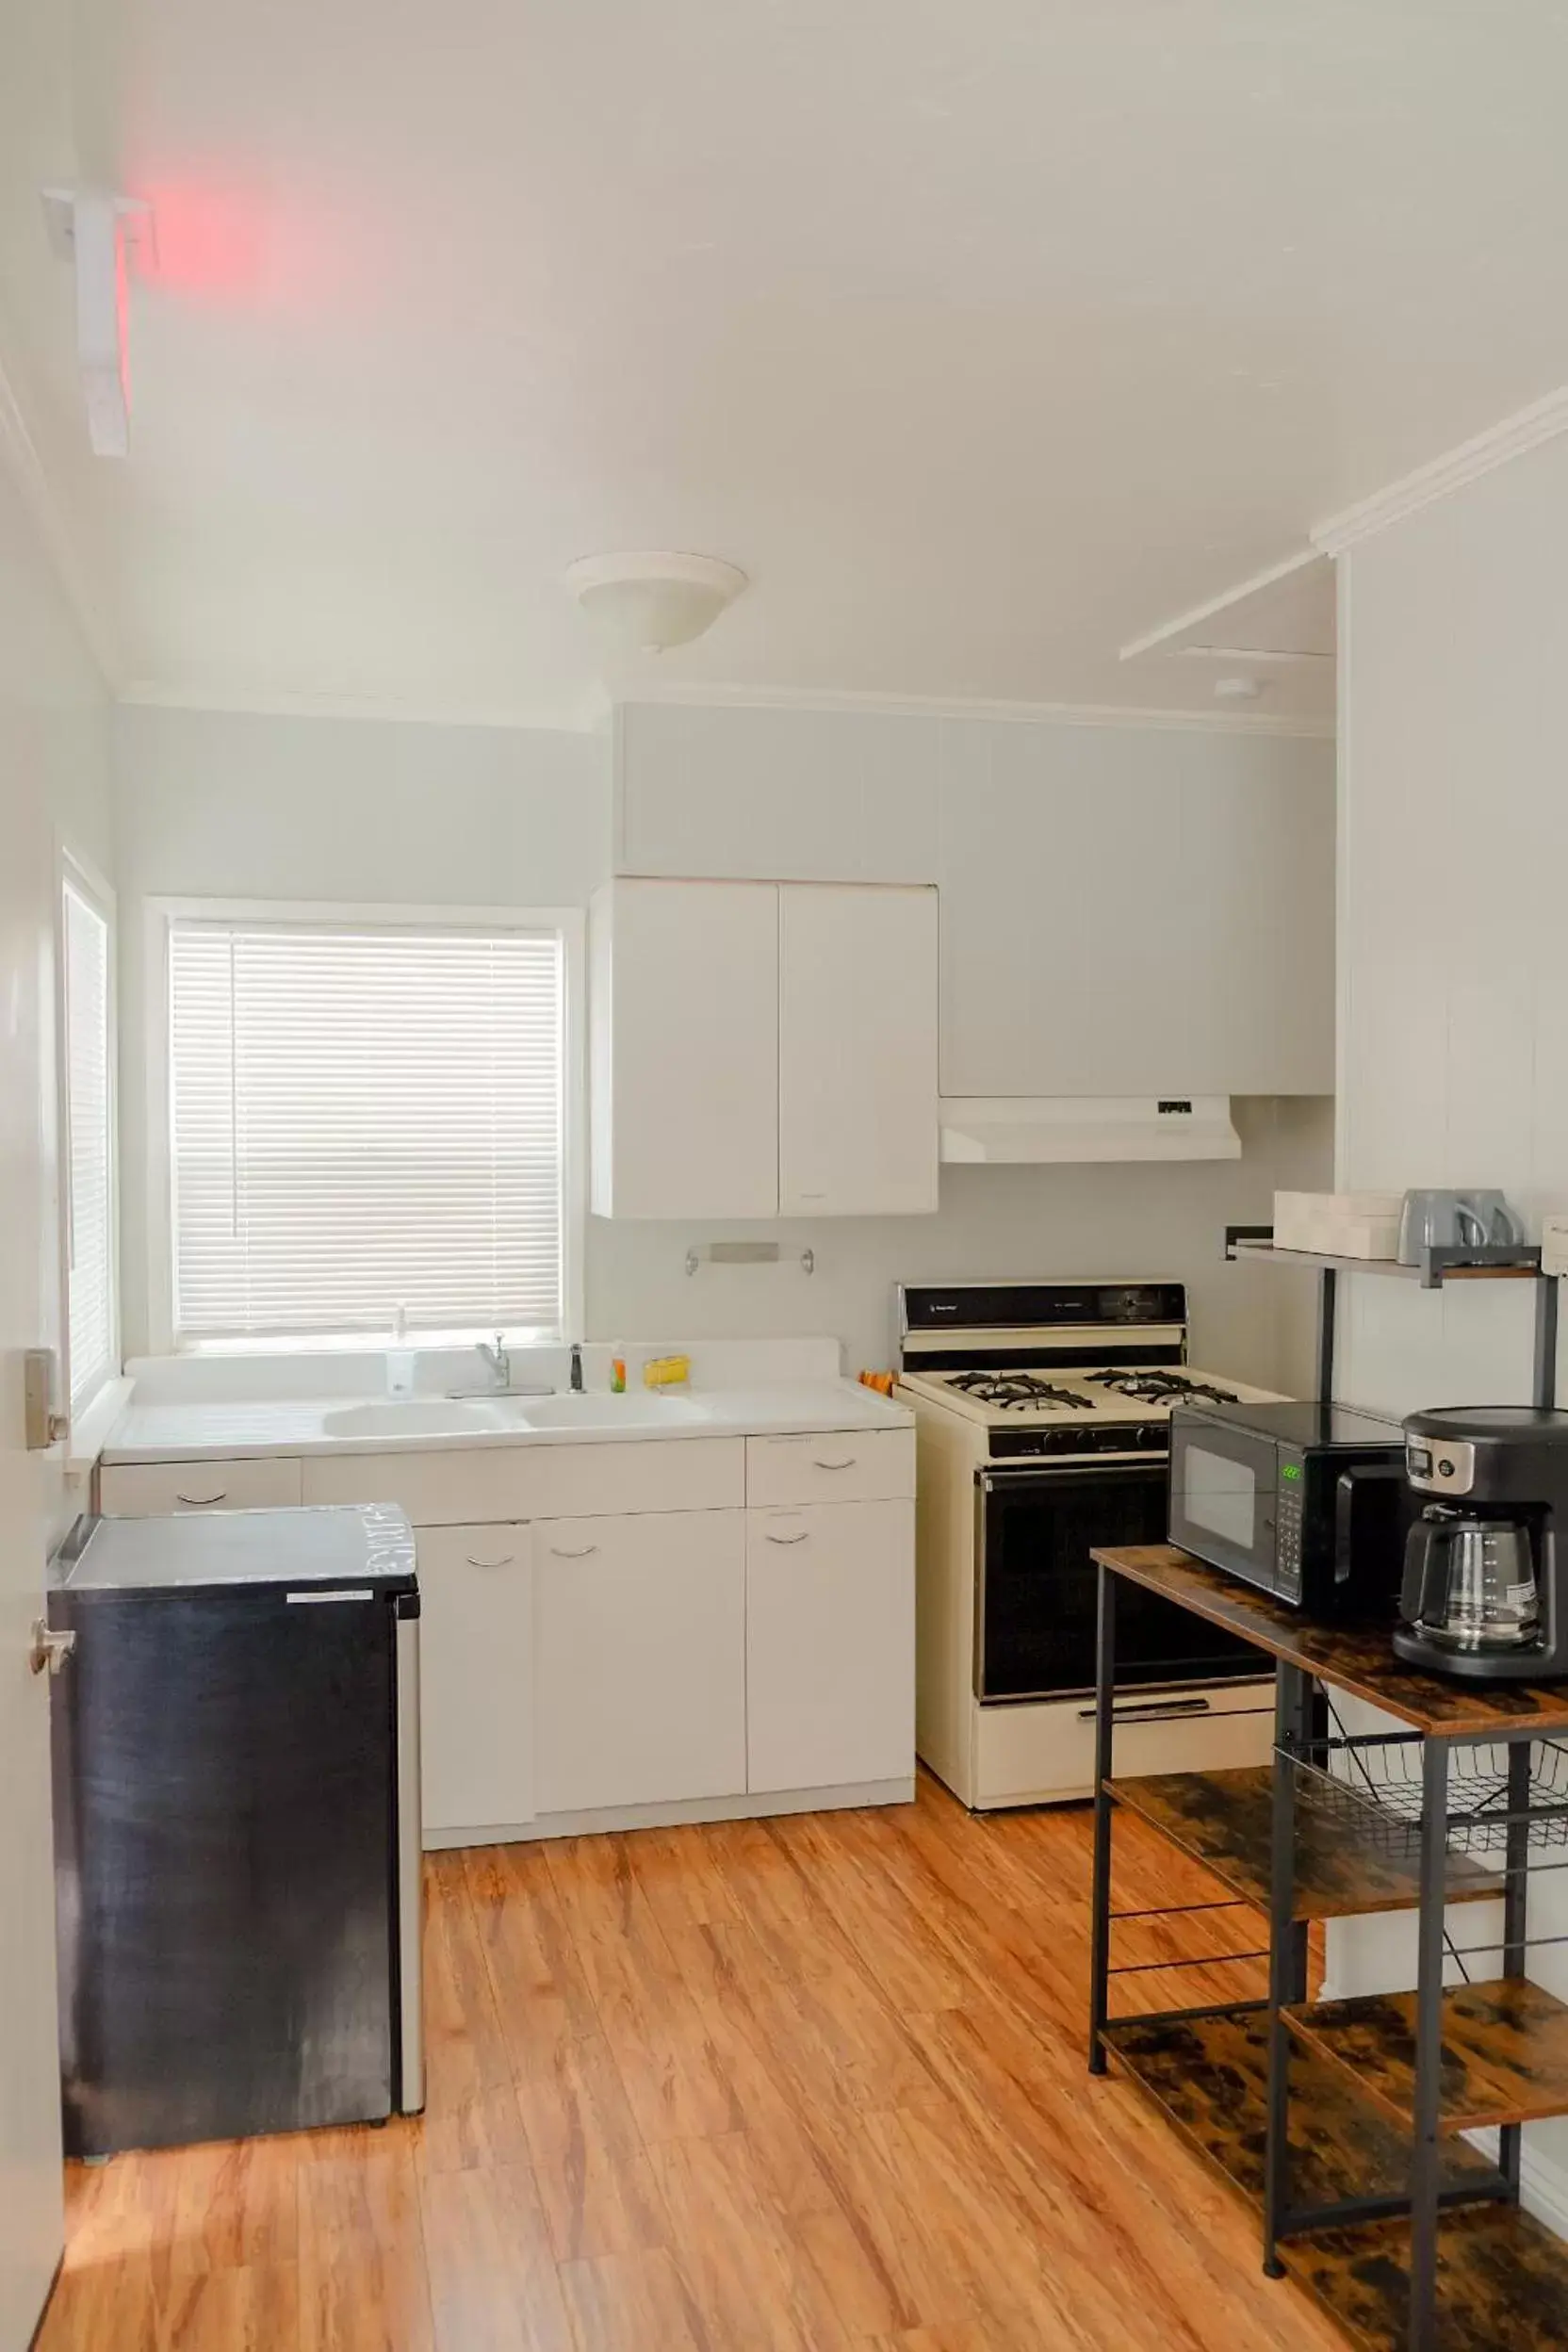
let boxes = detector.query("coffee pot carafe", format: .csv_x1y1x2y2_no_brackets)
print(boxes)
1400,1508,1540,1657
1394,1407,1568,1680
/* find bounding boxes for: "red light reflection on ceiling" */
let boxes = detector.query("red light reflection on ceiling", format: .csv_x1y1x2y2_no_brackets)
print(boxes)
130,172,370,321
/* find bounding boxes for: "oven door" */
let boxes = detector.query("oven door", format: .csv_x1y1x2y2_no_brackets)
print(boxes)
975,1463,1261,1702
1167,1414,1281,1592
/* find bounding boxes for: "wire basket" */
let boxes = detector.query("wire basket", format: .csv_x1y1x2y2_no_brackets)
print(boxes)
1284,1733,1568,1861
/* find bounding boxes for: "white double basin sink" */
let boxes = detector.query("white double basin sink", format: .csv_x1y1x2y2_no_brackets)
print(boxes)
319,1392,711,1441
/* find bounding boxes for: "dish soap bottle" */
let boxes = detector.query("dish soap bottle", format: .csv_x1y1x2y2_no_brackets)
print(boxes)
387,1303,416,1397
610,1347,627,1395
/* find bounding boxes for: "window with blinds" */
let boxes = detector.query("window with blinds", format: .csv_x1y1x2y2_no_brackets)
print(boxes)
64,875,116,1413
167,921,567,1341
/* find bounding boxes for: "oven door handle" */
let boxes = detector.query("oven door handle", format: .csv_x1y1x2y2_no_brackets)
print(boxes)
977,1463,1168,1492
1074,1696,1214,1725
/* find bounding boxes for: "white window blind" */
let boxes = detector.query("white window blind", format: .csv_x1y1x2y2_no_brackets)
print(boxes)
168,922,565,1341
64,878,115,1413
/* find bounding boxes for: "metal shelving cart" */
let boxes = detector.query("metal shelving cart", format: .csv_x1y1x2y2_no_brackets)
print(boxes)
1086,1240,1568,2349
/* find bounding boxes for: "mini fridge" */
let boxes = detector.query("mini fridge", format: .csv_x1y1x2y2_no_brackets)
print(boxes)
49,1503,424,2157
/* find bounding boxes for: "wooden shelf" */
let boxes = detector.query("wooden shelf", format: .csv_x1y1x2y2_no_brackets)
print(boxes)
1284,1977,1568,2135
1279,2201,1568,2351
1091,1545,1568,1735
1102,2006,1496,2214
1108,1767,1504,1921
1233,1239,1543,1286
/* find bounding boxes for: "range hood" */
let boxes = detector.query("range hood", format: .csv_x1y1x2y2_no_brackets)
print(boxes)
939,1096,1242,1166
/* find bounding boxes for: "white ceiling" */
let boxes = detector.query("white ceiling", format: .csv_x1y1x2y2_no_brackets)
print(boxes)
4,0,1568,728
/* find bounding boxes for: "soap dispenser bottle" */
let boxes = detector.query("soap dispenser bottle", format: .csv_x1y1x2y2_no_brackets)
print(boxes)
386,1303,416,1398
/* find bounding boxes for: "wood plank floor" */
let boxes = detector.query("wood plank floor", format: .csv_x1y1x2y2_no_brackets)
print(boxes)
39,1772,1346,2351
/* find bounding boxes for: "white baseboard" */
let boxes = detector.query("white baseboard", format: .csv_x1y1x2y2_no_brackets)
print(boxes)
423,1774,916,1849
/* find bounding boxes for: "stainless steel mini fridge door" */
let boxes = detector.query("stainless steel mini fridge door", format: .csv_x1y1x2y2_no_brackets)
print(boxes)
54,1578,406,2156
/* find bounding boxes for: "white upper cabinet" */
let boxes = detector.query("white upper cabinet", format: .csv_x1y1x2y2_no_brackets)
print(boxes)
615,701,941,884
591,878,779,1218
592,877,939,1218
778,886,939,1216
939,726,1335,1098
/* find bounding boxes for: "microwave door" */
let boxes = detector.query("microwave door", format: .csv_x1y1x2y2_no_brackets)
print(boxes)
1169,1421,1279,1590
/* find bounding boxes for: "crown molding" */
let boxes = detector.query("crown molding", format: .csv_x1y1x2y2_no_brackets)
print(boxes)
1118,547,1329,663
1313,383,1568,555
116,678,605,736
618,678,1332,739
0,324,122,688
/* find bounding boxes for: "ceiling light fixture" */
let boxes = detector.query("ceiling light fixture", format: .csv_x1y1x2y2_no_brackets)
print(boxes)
42,188,154,458
563,551,747,656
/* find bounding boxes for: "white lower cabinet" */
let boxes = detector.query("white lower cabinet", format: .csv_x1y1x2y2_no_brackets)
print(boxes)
745,1499,915,1793
533,1509,747,1814
416,1524,535,1834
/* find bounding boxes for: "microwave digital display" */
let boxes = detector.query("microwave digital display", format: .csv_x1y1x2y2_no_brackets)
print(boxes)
1181,1445,1257,1549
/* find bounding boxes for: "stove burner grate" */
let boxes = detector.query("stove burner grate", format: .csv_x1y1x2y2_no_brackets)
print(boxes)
1082,1369,1240,1407
947,1371,1095,1412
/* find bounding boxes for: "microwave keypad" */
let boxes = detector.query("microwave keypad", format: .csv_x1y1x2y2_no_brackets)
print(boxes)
1277,1490,1303,1597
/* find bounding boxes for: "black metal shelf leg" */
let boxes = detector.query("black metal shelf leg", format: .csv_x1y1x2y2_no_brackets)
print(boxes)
1264,1661,1311,2277
1088,1563,1118,2075
1410,1739,1450,2350
1499,1737,1533,2200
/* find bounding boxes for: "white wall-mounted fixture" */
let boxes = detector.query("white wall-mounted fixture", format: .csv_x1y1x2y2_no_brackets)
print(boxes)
939,1096,1242,1166
563,551,747,656
41,188,154,458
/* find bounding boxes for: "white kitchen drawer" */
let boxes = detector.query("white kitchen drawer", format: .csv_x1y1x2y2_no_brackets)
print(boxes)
530,1437,743,1519
98,1457,303,1516
745,1429,914,1510
973,1678,1272,1808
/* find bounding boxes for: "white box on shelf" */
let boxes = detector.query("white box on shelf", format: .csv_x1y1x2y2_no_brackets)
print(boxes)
1542,1217,1568,1278
1272,1190,1403,1260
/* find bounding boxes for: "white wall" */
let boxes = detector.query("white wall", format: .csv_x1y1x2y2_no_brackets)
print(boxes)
1333,428,1568,2226
0,463,114,1546
112,700,1331,1383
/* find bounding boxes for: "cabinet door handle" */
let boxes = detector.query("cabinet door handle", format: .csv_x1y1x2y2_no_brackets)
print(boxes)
466,1555,516,1570
765,1529,810,1545
811,1457,856,1472
175,1491,228,1507
547,1544,598,1560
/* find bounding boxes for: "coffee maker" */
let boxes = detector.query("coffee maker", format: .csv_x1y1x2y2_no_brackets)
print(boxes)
1395,1407,1568,1680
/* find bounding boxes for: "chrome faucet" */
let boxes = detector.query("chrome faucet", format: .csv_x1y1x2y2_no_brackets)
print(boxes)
475,1333,510,1393
569,1342,585,1394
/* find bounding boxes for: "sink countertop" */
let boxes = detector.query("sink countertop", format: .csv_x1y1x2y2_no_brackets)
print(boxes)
100,1380,912,1464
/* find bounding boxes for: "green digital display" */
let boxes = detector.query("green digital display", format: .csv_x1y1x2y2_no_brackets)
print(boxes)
1281,1462,1303,1482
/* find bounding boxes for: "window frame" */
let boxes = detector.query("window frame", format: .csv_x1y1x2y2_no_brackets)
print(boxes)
57,848,120,1420
144,897,586,1358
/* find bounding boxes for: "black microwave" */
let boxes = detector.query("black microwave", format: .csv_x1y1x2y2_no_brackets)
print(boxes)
1168,1398,1408,1613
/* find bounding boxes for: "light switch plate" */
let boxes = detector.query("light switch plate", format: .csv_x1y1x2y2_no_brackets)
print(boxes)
24,1349,67,1451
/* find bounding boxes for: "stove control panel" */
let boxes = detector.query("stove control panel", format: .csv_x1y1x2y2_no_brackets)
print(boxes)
990,1422,1168,1461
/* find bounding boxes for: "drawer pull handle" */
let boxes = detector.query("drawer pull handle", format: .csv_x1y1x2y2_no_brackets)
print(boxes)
175,1492,228,1507
466,1555,515,1570
1075,1697,1214,1725
812,1458,856,1472
547,1544,599,1560
765,1530,810,1545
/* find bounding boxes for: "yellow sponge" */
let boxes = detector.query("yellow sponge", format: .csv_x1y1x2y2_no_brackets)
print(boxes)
642,1353,692,1389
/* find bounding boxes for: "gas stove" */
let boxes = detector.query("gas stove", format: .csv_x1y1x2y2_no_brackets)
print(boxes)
898,1355,1282,1461
893,1278,1278,1810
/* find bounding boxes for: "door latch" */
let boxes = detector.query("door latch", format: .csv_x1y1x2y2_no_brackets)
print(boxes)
28,1621,75,1677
